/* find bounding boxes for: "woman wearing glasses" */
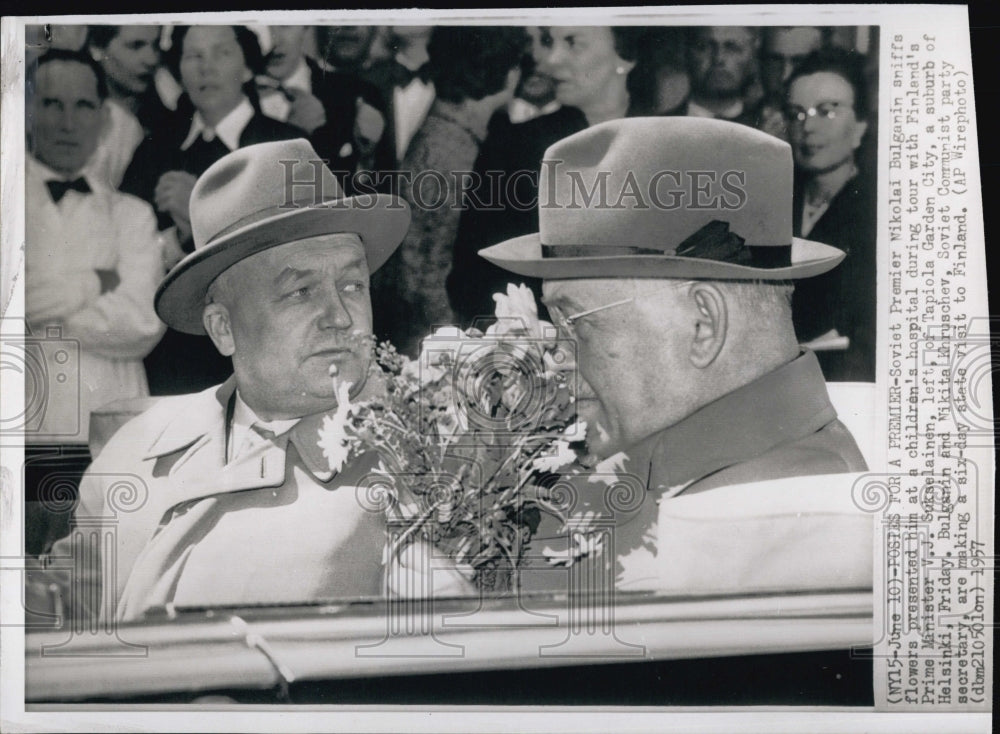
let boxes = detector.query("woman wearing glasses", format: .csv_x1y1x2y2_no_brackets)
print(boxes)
784,48,876,382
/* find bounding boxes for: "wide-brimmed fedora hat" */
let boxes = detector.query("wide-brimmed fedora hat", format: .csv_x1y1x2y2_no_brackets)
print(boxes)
155,138,411,334
480,117,844,280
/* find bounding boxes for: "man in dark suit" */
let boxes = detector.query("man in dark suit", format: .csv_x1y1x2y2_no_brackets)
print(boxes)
663,26,762,126
120,25,304,396
258,26,391,185
363,26,435,164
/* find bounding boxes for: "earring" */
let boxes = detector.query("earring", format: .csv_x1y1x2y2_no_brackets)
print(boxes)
616,66,626,75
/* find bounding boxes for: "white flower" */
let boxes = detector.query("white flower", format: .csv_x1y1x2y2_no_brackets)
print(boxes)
317,380,357,473
488,283,545,338
530,439,576,473
435,403,467,446
587,451,629,483
562,420,587,441
411,326,470,386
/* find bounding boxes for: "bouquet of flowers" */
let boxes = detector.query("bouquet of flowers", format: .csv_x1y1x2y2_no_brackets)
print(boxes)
318,284,591,593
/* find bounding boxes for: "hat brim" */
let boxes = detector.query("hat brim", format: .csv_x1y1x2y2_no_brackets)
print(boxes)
156,195,410,335
479,234,845,281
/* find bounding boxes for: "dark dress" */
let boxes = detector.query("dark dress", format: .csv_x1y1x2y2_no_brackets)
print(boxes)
791,171,877,382
444,106,589,327
120,109,305,396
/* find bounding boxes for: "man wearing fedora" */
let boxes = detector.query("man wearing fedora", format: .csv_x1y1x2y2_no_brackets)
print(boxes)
44,137,470,623
481,117,871,593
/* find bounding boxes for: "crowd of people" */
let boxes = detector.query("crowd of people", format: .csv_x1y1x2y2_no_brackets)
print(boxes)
23,24,878,555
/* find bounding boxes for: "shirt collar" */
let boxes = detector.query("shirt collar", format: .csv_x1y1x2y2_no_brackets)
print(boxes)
281,58,312,92
630,351,837,494
229,389,300,460
141,376,352,484
180,96,255,152
28,153,96,188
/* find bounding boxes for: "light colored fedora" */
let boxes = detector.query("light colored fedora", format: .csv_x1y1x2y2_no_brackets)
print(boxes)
155,138,411,334
479,117,845,280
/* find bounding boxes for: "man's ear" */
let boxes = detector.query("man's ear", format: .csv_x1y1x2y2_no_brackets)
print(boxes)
687,282,727,369
851,119,869,151
203,303,235,357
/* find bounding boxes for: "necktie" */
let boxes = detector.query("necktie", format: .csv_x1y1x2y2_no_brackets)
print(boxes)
46,177,91,203
230,423,279,465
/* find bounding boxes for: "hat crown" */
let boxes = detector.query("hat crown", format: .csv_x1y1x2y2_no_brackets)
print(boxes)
538,117,793,251
190,138,347,250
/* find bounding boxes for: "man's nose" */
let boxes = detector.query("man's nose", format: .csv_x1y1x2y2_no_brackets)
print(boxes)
318,291,354,330
57,106,77,132
141,46,159,68
543,43,566,69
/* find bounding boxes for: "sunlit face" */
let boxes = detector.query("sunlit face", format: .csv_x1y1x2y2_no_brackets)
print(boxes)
542,279,689,457
787,71,867,174
266,25,308,81
688,26,757,98
30,60,104,176
179,26,252,120
761,27,822,95
205,235,374,420
540,26,631,110
97,26,161,95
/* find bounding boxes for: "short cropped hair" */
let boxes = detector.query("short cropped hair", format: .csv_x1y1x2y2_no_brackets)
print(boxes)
426,26,529,103
785,47,869,121
163,25,265,80
86,25,123,50
610,26,646,63
31,48,109,100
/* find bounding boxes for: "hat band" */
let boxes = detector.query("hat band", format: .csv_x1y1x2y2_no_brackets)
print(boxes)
541,220,792,269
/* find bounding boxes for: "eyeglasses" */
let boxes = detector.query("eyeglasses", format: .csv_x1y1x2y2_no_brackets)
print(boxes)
784,102,851,124
545,281,696,336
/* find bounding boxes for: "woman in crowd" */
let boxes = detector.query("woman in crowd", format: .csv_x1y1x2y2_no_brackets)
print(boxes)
121,25,304,396
86,25,169,187
447,26,647,325
785,48,876,382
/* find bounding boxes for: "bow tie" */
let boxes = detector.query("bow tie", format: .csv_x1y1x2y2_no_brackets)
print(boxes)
386,60,432,89
256,76,301,102
46,177,91,203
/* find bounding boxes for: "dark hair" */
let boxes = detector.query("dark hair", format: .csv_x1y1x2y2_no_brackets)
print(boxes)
785,47,869,121
426,27,529,103
610,26,645,64
163,25,265,80
86,25,121,50
31,48,108,100
684,25,760,53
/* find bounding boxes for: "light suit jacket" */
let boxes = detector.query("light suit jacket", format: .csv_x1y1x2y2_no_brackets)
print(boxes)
51,378,391,622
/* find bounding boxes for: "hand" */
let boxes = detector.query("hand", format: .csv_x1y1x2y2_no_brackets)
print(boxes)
353,97,385,157
286,88,327,134
154,171,197,234
387,539,477,598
